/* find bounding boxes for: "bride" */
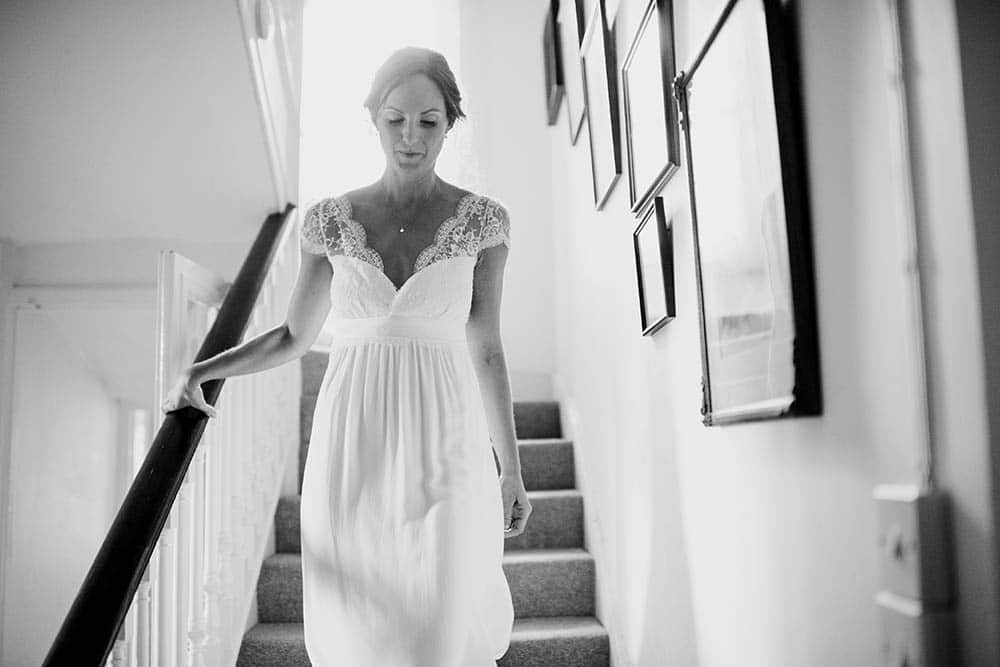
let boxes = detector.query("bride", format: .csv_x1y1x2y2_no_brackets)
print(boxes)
162,46,530,666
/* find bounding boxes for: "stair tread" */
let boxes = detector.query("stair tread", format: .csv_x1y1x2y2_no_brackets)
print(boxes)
278,487,581,504
264,547,593,567
245,615,606,636
243,622,303,640
503,547,592,564
516,437,573,445
511,615,608,639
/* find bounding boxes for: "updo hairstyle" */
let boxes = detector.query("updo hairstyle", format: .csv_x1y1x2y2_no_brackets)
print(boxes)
363,46,466,130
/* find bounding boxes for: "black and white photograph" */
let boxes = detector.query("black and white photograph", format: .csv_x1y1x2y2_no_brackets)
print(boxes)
621,0,681,214
581,0,622,209
632,197,676,335
543,0,564,126
675,0,820,425
0,1,996,665
557,0,587,145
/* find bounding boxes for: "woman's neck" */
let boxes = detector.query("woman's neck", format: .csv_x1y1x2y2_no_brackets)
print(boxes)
378,170,440,207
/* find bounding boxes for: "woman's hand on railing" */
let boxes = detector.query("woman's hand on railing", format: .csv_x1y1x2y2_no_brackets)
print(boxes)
161,370,218,418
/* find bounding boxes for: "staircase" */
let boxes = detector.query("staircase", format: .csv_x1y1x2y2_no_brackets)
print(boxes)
236,351,610,666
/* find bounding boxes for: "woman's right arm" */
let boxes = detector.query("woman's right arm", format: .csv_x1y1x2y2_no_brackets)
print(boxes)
161,248,332,416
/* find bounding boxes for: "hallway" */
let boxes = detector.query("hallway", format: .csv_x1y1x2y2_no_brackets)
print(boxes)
0,0,997,665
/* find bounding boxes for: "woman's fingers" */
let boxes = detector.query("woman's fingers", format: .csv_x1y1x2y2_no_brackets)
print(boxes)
510,498,532,532
160,379,217,418
192,386,217,418
500,474,532,537
503,495,532,537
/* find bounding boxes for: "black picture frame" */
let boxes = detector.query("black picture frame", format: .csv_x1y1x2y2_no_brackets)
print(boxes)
557,0,586,144
581,0,622,209
632,197,676,335
674,0,821,426
621,0,680,215
543,0,564,125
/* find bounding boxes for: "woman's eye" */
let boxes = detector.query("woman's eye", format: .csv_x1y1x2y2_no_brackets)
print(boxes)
387,118,403,125
420,120,437,127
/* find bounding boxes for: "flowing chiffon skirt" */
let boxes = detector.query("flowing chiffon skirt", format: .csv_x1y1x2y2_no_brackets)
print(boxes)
299,316,514,666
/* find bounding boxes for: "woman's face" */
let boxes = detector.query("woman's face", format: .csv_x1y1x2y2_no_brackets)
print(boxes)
375,73,448,177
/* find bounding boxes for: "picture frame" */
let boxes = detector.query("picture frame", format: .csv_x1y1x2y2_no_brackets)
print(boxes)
543,0,564,126
581,0,622,209
621,0,680,215
632,197,676,335
557,0,586,145
673,0,821,425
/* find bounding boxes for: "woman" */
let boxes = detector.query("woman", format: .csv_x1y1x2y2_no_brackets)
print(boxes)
161,46,530,666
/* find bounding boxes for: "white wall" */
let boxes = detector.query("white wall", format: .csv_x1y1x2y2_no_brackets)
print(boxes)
458,0,558,400
12,238,249,286
952,2,1000,658
1,309,121,667
909,1,1000,661
464,0,998,664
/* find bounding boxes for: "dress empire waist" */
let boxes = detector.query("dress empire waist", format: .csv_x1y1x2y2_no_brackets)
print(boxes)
327,316,467,345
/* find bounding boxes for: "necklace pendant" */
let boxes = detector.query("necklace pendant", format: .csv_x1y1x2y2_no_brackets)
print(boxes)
399,227,405,233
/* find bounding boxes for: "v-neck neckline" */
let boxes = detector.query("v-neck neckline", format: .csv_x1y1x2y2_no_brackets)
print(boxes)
339,192,476,293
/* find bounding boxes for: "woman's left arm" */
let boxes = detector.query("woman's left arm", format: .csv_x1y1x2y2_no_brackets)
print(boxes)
467,242,531,536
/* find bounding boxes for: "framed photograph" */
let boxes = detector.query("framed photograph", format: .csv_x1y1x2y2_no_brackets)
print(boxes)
543,0,564,125
581,0,622,209
621,0,680,215
674,0,821,426
557,0,586,144
633,197,676,335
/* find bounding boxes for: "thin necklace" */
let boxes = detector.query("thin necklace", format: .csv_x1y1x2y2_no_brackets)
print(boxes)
380,178,440,234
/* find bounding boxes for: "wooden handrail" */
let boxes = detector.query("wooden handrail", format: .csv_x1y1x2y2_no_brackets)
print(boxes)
42,203,295,666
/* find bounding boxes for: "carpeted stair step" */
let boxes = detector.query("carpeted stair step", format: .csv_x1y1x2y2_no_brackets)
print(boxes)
236,622,309,666
498,616,611,667
301,349,561,440
274,495,301,554
512,401,562,439
299,432,576,495
503,548,595,618
237,615,609,667
256,553,303,623
299,382,567,494
509,438,576,490
300,397,565,450
502,489,584,551
255,548,595,624
274,488,583,555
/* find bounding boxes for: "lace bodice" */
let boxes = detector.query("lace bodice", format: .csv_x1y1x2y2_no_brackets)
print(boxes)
299,192,510,322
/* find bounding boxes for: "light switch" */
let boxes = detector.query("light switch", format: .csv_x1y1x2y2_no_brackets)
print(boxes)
874,485,955,605
876,591,958,666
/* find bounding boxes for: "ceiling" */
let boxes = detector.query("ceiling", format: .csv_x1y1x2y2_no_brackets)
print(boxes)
0,0,277,246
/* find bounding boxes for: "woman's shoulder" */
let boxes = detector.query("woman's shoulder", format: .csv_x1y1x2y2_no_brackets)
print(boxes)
457,188,507,219
303,191,354,224
460,190,510,250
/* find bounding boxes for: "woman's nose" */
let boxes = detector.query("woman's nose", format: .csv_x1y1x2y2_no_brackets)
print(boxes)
401,119,414,143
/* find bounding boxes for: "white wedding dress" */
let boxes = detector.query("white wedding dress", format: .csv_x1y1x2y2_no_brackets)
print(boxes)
297,192,514,666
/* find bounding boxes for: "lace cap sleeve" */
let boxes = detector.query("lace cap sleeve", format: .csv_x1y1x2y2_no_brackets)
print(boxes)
299,200,328,255
478,198,511,252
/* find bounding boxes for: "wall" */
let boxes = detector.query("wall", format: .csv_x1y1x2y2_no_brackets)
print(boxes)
1,309,121,667
458,1,558,401
12,238,250,286
952,2,1000,658
464,0,997,664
